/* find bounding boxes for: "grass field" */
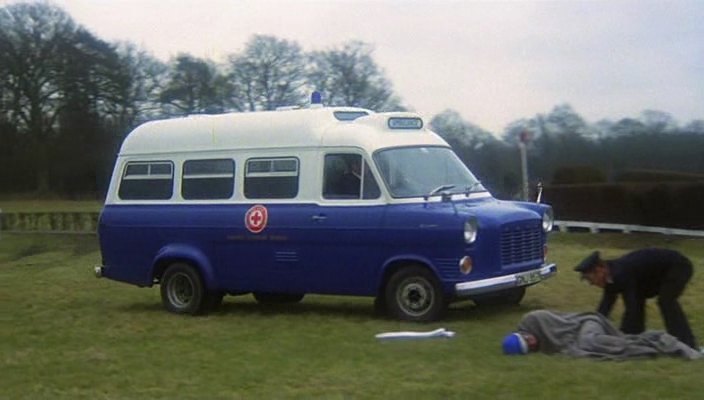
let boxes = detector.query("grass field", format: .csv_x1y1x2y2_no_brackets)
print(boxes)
0,199,102,213
1,232,703,399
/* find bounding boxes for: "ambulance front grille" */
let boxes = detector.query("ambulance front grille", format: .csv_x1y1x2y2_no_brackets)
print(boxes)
500,221,543,266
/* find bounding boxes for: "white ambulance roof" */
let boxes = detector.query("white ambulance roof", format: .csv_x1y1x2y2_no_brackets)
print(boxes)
119,107,449,156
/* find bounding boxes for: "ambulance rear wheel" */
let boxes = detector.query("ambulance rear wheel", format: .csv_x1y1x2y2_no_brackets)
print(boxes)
253,292,304,304
160,263,208,315
385,265,446,322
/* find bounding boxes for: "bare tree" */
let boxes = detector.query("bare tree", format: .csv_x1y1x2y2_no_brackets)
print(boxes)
0,3,73,143
115,43,169,127
227,35,307,111
0,2,128,192
159,54,227,116
308,41,402,111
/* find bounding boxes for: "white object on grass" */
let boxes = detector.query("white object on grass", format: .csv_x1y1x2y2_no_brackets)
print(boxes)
375,328,456,341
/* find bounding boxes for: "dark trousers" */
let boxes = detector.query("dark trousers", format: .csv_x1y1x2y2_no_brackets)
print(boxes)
658,260,697,349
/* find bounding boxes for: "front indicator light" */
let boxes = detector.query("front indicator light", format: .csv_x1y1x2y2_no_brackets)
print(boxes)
459,256,473,275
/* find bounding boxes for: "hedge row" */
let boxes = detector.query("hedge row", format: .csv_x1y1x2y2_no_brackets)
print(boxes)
543,182,704,230
614,169,704,183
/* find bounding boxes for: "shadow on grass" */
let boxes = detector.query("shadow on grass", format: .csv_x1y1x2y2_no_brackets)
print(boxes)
119,302,165,313
71,239,99,257
221,300,377,319
116,295,547,324
12,242,48,261
445,300,537,323
118,297,377,319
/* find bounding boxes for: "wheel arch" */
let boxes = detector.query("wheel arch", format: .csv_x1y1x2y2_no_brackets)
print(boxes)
377,255,440,297
151,244,218,291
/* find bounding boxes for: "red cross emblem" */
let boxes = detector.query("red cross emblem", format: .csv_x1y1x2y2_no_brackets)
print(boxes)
245,205,268,234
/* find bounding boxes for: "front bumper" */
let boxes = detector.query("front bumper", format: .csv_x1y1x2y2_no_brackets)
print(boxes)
454,263,557,296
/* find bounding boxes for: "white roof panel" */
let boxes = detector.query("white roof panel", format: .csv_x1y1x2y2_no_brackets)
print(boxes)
119,107,448,156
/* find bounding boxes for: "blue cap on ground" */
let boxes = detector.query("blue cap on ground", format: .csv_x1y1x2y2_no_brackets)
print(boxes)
502,333,528,355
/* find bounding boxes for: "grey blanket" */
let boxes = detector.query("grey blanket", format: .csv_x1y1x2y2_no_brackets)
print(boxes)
516,310,701,360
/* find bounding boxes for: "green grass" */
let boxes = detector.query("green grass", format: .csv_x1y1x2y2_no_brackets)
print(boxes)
1,232,703,399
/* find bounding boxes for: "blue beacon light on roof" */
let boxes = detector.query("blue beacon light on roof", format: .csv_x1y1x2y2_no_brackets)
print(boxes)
311,91,322,105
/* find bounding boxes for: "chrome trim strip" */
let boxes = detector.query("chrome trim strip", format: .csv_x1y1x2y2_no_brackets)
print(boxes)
454,263,557,296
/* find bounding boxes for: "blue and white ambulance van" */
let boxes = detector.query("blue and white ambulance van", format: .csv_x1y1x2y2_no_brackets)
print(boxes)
95,100,556,321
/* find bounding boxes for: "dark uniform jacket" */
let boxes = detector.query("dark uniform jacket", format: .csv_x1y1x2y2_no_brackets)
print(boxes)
597,248,692,334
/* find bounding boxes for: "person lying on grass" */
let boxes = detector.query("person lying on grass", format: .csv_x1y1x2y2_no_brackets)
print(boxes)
502,310,701,360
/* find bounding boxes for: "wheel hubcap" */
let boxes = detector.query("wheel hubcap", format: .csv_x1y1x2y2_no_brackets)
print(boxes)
397,278,434,317
167,272,194,308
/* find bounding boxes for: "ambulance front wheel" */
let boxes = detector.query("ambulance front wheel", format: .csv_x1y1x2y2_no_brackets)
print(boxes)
385,265,446,322
160,262,211,315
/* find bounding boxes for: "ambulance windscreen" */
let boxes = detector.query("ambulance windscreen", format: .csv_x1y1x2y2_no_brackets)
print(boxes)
374,146,484,198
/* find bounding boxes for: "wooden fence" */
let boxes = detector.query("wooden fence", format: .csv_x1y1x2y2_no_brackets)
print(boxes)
554,220,704,238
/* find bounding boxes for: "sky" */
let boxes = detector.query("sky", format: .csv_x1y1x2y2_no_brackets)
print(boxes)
6,0,704,133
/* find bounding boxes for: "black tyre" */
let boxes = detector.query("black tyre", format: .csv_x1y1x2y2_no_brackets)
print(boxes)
206,291,225,311
253,292,304,304
385,265,446,322
471,286,526,307
160,262,209,315
373,295,387,316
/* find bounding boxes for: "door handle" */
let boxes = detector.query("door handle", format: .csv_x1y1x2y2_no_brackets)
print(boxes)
312,214,327,221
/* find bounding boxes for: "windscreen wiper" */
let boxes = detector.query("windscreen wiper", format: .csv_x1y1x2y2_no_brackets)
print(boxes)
463,182,485,196
424,184,456,201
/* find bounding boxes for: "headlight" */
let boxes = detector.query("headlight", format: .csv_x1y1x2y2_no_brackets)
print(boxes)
542,208,554,232
464,217,478,244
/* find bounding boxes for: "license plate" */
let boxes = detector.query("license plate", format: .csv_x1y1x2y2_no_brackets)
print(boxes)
516,270,542,286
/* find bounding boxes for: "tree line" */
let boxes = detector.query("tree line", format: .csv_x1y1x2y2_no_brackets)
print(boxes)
0,2,401,196
1,2,703,199
432,106,704,199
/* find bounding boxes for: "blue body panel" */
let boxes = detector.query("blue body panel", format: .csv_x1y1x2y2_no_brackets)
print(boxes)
98,197,551,297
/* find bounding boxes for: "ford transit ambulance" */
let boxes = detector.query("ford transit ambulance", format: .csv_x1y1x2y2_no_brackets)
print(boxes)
95,99,556,321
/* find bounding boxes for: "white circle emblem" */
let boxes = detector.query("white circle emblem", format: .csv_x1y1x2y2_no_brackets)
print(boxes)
245,205,268,234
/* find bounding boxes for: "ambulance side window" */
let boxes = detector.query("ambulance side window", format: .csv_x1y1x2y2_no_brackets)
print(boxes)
182,159,235,200
118,161,174,200
244,157,299,199
323,154,380,200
